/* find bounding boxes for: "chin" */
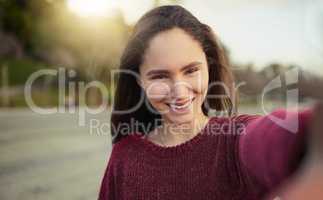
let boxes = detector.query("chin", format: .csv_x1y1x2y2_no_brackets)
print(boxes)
164,112,195,124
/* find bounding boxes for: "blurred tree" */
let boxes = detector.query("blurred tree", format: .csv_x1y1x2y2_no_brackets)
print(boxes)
0,0,32,51
0,0,132,83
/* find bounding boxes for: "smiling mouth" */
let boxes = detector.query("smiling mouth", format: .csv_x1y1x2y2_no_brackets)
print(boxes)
165,97,196,111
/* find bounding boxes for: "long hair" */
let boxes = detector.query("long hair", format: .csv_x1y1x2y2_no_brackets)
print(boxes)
111,5,236,144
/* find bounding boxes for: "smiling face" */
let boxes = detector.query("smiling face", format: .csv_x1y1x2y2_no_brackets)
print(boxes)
139,27,209,124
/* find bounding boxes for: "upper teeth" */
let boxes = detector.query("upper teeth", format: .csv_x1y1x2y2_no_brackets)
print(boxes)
170,99,192,109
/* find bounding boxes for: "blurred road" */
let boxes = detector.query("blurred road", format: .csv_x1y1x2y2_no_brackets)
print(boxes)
0,109,112,200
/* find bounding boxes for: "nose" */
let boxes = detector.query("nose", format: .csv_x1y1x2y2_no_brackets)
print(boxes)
170,81,193,102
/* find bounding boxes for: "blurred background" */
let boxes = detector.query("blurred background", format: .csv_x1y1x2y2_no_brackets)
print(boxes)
0,0,322,199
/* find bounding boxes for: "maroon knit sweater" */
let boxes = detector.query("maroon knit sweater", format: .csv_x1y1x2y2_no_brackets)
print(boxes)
98,108,313,200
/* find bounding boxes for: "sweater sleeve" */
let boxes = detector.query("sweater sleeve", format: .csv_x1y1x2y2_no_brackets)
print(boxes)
98,146,117,200
239,107,313,190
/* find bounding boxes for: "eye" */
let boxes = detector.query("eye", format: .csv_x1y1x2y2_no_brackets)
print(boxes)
185,67,199,74
150,74,168,80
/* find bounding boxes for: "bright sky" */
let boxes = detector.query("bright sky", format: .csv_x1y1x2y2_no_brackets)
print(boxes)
184,0,323,74
67,0,323,74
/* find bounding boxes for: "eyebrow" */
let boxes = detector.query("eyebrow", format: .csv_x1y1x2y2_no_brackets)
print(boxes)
145,61,202,76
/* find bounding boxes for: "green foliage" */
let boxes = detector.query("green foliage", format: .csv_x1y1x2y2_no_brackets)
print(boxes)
0,0,32,50
0,58,49,85
0,88,59,107
0,0,63,53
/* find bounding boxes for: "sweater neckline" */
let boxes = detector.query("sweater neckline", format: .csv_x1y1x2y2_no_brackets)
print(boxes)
130,116,217,157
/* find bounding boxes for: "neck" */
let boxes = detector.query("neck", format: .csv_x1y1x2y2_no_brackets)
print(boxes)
157,113,210,145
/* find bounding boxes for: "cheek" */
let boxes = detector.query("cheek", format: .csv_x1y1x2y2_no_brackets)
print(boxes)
145,82,170,102
189,71,209,94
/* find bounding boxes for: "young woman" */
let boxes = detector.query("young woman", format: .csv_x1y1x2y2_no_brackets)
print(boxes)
98,5,318,200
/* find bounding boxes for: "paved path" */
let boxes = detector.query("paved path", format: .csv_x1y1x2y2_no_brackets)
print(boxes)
0,109,112,200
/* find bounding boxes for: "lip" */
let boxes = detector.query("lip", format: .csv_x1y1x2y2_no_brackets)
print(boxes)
166,97,195,106
165,97,195,113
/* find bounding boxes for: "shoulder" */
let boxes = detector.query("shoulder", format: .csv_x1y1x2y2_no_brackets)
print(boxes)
231,113,262,124
209,113,261,124
107,134,139,165
206,114,261,135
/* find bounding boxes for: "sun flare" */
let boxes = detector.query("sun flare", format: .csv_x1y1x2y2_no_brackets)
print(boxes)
67,0,117,17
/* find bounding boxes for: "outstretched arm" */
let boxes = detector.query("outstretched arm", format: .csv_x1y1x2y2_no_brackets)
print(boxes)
266,103,323,200
239,107,313,190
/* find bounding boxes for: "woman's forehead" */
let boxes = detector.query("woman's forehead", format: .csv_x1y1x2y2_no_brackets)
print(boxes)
141,28,206,73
